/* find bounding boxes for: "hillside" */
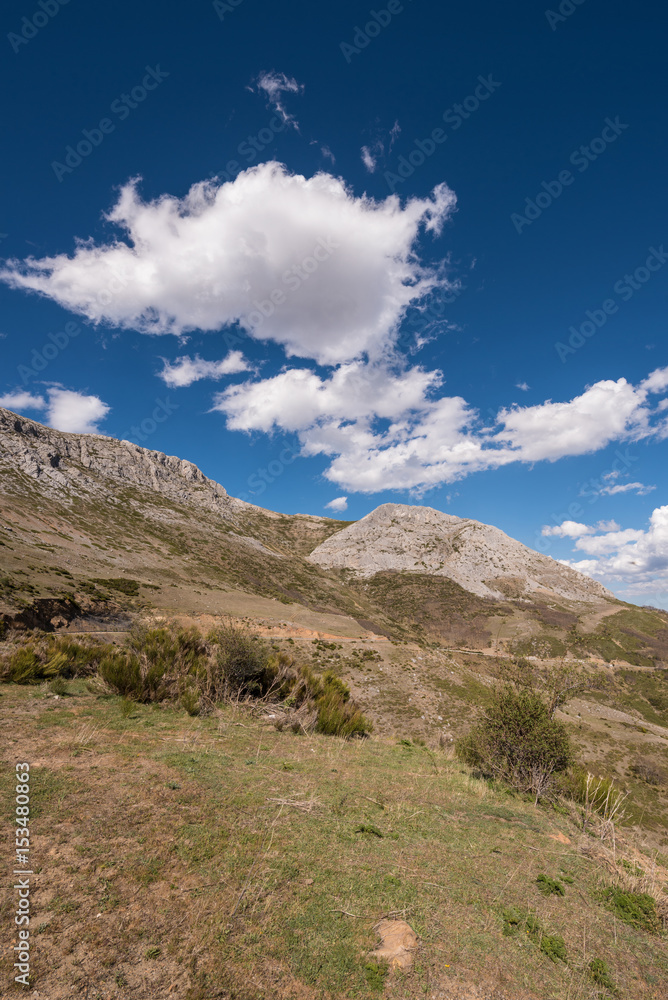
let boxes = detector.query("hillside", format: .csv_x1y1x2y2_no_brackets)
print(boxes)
308,502,613,602
1,409,668,998
1,680,667,1000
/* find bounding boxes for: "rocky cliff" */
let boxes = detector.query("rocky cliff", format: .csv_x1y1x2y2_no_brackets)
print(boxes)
0,407,251,519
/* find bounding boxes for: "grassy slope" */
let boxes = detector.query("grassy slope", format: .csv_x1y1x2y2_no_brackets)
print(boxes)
1,679,666,1000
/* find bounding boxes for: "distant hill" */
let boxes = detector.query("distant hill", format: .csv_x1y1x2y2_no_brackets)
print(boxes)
1,406,667,672
308,502,613,603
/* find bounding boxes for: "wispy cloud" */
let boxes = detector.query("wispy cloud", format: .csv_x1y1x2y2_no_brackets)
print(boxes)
254,71,304,128
361,146,377,173
599,481,656,496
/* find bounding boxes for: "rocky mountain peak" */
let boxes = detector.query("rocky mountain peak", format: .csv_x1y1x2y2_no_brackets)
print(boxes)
307,501,613,603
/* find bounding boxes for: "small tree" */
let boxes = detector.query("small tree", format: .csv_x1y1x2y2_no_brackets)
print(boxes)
456,687,574,802
499,656,606,718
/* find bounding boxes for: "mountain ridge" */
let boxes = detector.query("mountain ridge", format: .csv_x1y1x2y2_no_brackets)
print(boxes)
0,407,612,610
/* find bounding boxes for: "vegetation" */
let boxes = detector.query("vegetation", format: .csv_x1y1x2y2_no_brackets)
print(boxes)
455,686,574,801
0,623,372,739
600,887,660,932
589,957,617,992
0,679,665,999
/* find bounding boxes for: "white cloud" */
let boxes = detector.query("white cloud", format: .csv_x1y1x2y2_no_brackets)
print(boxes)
44,389,110,433
542,521,596,538
494,379,650,463
596,520,621,532
325,497,348,512
0,388,109,433
515,381,530,392
255,71,304,127
159,351,250,388
0,164,457,367
361,146,377,172
214,362,441,433
0,391,47,411
600,481,656,496
641,365,668,394
213,366,668,492
566,507,668,594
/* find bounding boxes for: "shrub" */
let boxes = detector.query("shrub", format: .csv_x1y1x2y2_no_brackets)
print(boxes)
98,651,142,699
456,687,574,801
589,957,616,991
536,874,565,896
208,626,273,698
600,887,659,932
525,915,567,962
501,909,567,961
92,577,140,596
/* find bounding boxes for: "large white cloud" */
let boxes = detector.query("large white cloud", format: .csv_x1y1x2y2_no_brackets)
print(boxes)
0,163,457,366
213,365,668,492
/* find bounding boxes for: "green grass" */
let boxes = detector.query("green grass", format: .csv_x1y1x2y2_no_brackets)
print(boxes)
0,680,666,999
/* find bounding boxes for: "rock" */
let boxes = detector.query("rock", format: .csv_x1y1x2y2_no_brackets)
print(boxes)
0,406,255,521
369,918,418,969
308,502,612,603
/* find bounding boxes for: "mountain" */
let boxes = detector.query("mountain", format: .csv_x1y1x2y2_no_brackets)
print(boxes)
0,406,250,519
308,502,612,602
2,406,667,669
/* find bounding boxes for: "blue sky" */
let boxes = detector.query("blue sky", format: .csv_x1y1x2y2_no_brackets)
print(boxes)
1,0,667,606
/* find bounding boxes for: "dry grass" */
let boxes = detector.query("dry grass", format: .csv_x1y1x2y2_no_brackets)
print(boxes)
0,680,666,999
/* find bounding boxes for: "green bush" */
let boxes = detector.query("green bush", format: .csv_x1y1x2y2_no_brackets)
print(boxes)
600,887,659,932
501,909,567,961
299,667,372,737
589,957,616,991
2,624,372,738
525,915,567,962
98,651,142,699
456,687,574,800
536,874,565,896
208,626,273,698
92,577,140,596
